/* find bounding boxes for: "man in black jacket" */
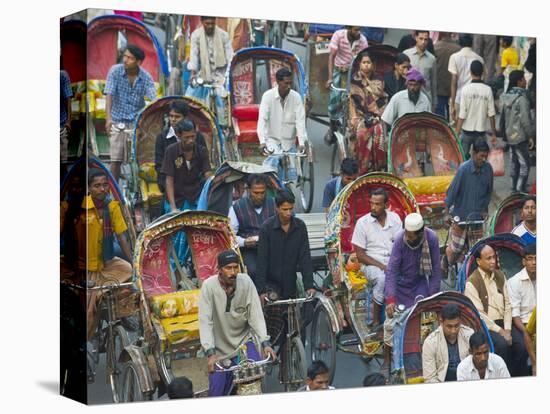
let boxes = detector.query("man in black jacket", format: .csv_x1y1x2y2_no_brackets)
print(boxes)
256,189,315,301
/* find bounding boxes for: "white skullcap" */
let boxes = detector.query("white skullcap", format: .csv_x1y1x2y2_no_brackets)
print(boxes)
404,212,424,232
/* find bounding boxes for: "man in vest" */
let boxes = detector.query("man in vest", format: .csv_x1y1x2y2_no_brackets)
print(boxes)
464,244,512,368
228,174,276,286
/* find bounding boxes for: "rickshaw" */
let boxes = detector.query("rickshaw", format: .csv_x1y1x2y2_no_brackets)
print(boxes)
118,210,266,401
328,45,399,176
387,112,465,245
130,96,226,230
457,234,526,293
312,172,418,381
486,192,533,236
390,291,494,384
60,19,87,163
87,14,169,160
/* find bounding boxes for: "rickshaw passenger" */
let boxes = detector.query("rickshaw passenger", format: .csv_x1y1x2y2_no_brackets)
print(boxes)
228,173,276,286
507,243,536,376
256,189,316,301
154,100,207,193
257,68,308,182
104,44,157,182
443,140,493,271
464,244,512,368
381,69,431,129
422,304,474,383
351,188,402,326
185,16,233,124
322,158,359,214
198,250,276,397
60,70,72,166
456,331,510,380
512,196,536,245
383,53,411,101
383,213,441,377
325,26,368,141
79,168,133,340
349,51,389,173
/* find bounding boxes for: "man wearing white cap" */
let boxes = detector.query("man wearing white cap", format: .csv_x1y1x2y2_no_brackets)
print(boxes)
381,212,442,377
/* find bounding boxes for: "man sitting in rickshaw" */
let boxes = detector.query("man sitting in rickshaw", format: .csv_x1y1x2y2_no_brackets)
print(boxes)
257,68,308,182
198,250,276,397
322,158,359,214
351,188,402,327
512,196,536,246
383,213,442,377
457,331,510,380
154,100,207,193
422,303,474,382
78,168,133,340
228,173,276,286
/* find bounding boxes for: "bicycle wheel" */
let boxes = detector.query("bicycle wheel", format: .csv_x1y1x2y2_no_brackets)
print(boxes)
120,360,153,402
299,155,314,213
284,337,307,392
108,325,130,403
310,304,337,382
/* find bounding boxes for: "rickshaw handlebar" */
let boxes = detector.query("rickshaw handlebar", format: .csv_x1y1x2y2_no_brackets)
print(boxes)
86,281,134,291
265,149,307,157
330,84,347,93
214,354,273,372
265,294,315,306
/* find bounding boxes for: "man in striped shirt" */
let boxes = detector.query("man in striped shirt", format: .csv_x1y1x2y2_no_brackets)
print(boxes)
326,27,368,141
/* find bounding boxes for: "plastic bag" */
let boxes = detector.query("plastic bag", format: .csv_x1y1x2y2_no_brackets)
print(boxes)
488,148,505,176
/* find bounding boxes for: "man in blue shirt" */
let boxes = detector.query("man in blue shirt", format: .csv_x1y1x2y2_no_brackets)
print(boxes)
60,70,73,164
322,158,359,213
443,140,493,270
104,44,157,181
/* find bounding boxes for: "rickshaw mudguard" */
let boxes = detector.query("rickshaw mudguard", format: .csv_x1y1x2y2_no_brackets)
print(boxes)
119,344,157,395
392,291,494,384
315,293,343,335
457,233,526,293
486,192,533,236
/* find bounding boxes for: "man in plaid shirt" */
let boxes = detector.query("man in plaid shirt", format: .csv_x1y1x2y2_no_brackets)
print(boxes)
104,44,157,181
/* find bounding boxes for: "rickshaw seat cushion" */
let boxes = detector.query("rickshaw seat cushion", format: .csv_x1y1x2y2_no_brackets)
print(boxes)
414,193,446,207
139,179,162,205
138,162,158,183
159,314,200,344
403,175,453,196
232,104,260,121
235,120,260,143
150,290,200,319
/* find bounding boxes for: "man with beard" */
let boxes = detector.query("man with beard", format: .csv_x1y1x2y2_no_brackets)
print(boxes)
381,68,432,128
382,212,441,377
161,119,213,214
228,174,277,286
512,196,536,245
351,188,403,326
104,45,157,181
199,250,276,396
457,332,510,380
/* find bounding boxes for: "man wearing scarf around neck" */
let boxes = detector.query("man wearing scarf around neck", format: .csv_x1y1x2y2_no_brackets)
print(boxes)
381,212,442,377
79,168,133,340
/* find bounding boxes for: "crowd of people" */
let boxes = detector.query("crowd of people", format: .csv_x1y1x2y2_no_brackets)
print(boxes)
60,15,537,398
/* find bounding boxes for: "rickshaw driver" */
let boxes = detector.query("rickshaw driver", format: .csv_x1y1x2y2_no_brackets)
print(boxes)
104,45,157,182
351,188,402,326
258,68,308,182
382,212,442,378
199,250,276,397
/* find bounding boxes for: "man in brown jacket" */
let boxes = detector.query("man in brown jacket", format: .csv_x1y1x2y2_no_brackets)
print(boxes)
422,303,474,382
464,244,512,368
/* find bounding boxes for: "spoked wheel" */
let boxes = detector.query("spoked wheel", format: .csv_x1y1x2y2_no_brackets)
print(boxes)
310,304,337,382
298,155,314,213
283,337,307,392
330,131,347,177
108,325,130,403
120,360,152,402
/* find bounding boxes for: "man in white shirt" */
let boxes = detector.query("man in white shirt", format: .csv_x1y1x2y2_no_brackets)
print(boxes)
455,60,497,159
404,30,437,107
457,331,510,381
381,68,432,128
298,361,335,391
351,188,402,326
449,34,484,123
507,243,536,376
257,67,308,181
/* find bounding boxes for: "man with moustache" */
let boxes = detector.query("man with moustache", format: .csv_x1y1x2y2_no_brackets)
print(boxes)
381,68,432,128
403,30,438,107
457,331,510,380
104,45,157,181
199,250,276,396
512,197,536,245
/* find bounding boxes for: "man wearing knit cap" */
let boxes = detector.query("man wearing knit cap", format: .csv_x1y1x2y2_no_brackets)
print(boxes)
381,212,442,377
199,250,276,396
381,68,432,128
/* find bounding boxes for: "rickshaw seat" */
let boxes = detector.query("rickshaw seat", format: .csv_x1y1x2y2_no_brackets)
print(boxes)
403,175,453,196
138,162,163,206
235,120,260,143
232,104,260,121
233,104,260,143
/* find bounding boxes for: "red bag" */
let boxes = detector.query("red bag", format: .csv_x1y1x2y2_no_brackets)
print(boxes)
488,148,505,177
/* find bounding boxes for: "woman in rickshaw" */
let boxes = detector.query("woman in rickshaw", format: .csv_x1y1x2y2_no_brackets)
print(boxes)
383,53,411,100
349,52,389,174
